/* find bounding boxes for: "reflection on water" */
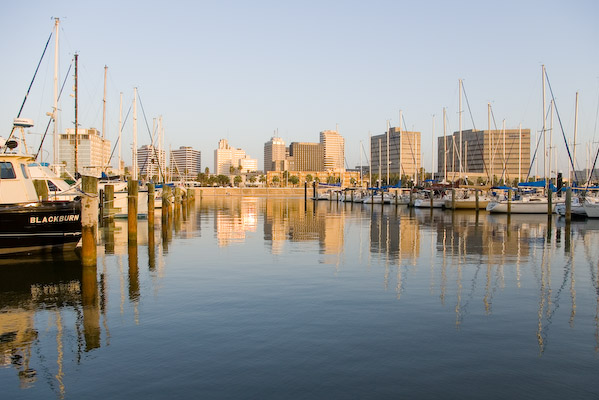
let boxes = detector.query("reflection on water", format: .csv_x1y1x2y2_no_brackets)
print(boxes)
2,197,599,398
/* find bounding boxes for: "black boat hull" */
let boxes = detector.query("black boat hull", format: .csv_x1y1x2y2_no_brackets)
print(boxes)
0,200,82,255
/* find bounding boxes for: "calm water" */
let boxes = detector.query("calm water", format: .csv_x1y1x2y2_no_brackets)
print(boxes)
2,197,599,399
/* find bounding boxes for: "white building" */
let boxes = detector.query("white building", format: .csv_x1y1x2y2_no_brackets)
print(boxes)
58,127,111,177
214,139,258,175
137,144,167,181
170,146,202,181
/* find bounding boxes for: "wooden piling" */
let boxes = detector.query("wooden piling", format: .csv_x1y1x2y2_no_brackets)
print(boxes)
507,188,512,215
430,191,434,209
565,187,572,223
547,189,553,216
127,180,138,244
147,183,155,228
81,175,99,267
312,182,316,200
475,189,480,212
162,185,171,223
409,189,413,207
104,184,114,225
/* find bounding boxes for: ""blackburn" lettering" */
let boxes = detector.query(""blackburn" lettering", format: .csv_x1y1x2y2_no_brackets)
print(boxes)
29,214,80,224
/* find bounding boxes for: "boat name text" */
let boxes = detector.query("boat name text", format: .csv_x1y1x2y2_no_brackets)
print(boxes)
30,214,80,224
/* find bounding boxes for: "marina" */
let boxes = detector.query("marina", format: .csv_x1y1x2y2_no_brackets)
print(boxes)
2,196,599,398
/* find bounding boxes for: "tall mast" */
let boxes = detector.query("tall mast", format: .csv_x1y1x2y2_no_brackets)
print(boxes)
359,140,362,186
488,102,492,184
378,138,382,187
573,91,579,183
386,120,390,186
102,65,107,171
443,107,447,183
459,79,463,182
368,132,372,188
549,100,554,184
133,87,138,181
502,119,506,183
399,110,403,182
518,123,522,183
74,52,79,176
52,18,60,171
542,65,547,184
118,92,123,174
431,115,435,179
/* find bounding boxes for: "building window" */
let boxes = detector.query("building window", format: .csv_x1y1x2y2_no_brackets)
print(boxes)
0,162,16,179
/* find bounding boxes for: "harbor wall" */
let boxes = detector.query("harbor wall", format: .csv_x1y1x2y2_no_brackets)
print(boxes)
193,187,309,197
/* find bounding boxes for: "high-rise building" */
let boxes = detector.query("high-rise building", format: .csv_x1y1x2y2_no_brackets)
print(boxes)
170,146,201,181
288,142,323,172
58,127,111,177
437,129,531,183
370,127,421,182
264,137,286,172
214,139,258,175
137,144,167,180
320,130,345,172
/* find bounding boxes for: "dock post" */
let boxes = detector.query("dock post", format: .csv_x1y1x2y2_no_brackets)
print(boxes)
147,183,155,229
475,189,479,212
304,181,307,202
430,192,434,209
409,189,413,207
507,189,512,215
128,180,138,244
162,185,171,223
104,184,114,225
81,175,99,267
547,188,553,216
565,187,572,223
312,182,316,200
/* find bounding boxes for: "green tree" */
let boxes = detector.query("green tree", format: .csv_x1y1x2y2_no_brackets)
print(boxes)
272,175,280,186
350,177,356,186
259,175,266,184
289,175,299,186
249,175,257,183
217,174,230,186
234,175,242,186
205,167,210,174
229,165,236,175
306,174,313,182
314,176,320,183
327,175,336,184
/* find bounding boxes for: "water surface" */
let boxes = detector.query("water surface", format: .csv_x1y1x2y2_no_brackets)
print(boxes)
2,198,598,399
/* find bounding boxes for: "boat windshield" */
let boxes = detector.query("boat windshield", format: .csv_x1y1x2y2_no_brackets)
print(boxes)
0,162,16,179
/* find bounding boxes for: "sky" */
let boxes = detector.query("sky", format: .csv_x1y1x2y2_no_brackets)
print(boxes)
1,0,598,176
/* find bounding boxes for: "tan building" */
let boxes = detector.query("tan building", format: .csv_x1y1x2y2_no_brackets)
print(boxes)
370,127,421,183
288,142,323,172
58,127,111,177
264,137,287,172
437,129,531,183
320,130,345,172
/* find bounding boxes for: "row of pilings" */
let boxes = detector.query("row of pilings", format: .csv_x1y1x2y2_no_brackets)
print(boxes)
80,176,195,267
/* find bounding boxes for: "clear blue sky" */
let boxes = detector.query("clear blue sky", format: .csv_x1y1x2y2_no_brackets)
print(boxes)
2,0,598,175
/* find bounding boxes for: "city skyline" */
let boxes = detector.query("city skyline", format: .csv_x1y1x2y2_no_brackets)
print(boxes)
1,1,598,176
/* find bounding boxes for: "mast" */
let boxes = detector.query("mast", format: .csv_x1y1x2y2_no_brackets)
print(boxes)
378,138,382,187
74,52,79,176
359,140,362,186
368,132,372,188
133,87,138,181
399,110,403,182
432,114,435,180
488,103,492,184
502,119,506,184
573,91,579,184
386,120,390,186
542,65,547,185
519,123,522,183
443,107,447,183
549,100,554,184
459,79,463,183
102,65,107,171
52,18,59,171
118,92,123,175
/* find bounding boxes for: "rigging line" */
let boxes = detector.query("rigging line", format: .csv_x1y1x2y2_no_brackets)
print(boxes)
401,117,417,178
106,103,132,167
35,63,73,159
462,82,491,180
544,69,576,175
137,91,165,181
4,29,53,148
525,129,544,181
